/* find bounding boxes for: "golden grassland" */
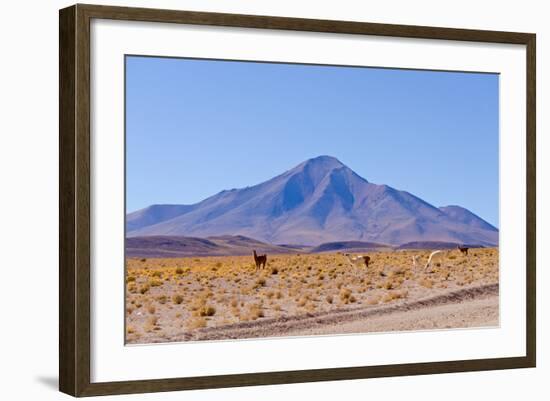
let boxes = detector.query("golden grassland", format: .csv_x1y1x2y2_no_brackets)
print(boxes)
125,248,498,343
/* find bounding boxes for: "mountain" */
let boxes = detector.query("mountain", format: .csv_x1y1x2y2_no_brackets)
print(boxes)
126,155,498,246
126,204,196,232
438,205,497,232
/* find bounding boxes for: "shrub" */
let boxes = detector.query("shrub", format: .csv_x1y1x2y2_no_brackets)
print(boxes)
199,305,216,317
247,304,264,320
339,288,352,301
173,295,184,305
366,296,380,305
150,278,163,287
175,267,184,274
148,316,158,326
139,284,150,294
420,278,434,288
382,293,394,303
187,316,207,330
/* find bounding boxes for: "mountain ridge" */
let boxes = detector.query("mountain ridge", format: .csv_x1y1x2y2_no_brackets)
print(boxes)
127,155,498,246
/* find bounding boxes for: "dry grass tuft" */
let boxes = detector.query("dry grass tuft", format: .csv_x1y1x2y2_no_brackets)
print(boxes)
199,305,216,317
187,316,207,330
149,278,163,287
172,295,184,305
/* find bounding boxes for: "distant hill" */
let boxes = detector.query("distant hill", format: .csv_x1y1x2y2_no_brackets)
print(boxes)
125,235,306,258
309,241,392,253
126,155,498,247
126,235,494,258
397,241,486,250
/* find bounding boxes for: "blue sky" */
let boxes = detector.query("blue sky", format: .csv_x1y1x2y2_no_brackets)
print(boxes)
126,56,499,227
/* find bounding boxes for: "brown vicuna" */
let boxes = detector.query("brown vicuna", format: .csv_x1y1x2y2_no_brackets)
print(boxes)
253,250,267,270
363,255,371,268
457,245,469,255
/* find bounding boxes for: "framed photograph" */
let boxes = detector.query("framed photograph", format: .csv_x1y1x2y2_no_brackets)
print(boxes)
59,4,536,397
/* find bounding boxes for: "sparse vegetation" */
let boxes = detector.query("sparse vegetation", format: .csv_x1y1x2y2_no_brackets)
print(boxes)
125,248,499,343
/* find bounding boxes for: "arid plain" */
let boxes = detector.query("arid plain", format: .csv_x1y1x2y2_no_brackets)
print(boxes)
125,247,499,343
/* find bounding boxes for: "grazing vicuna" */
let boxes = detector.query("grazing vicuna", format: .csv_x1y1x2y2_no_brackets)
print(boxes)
344,253,370,268
457,245,469,255
253,250,267,271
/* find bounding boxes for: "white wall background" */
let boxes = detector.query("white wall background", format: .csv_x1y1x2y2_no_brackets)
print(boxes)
0,0,546,400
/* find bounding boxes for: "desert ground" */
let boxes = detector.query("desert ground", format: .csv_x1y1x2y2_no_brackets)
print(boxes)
125,248,499,344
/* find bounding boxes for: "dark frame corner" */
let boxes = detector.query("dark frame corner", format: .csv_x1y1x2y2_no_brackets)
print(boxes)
59,3,536,397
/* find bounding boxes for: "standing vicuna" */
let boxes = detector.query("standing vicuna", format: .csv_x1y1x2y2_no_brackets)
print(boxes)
457,245,469,255
253,250,267,271
344,253,370,268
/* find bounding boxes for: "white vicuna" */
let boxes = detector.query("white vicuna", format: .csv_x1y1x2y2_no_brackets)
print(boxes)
343,253,370,268
424,250,444,270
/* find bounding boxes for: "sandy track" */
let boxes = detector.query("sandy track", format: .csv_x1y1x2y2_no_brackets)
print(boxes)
149,283,498,343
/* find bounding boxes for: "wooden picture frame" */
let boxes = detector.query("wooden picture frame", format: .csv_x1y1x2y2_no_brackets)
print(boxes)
59,3,536,397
